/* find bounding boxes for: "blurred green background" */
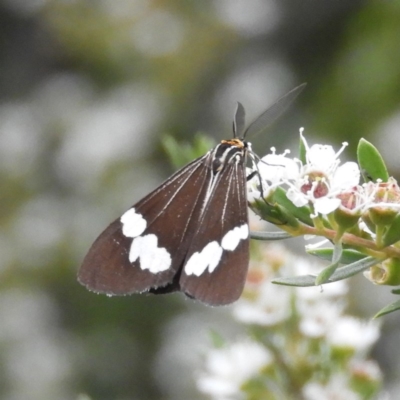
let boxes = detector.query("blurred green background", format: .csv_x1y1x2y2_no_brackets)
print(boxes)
1,0,400,399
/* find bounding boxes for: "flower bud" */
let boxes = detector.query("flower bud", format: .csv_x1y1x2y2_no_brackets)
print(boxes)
364,258,400,286
334,206,361,230
368,207,398,227
364,178,400,226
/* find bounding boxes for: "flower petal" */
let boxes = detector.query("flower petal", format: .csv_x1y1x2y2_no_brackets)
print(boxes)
314,197,341,215
307,144,337,169
287,188,309,207
332,162,360,190
259,154,299,182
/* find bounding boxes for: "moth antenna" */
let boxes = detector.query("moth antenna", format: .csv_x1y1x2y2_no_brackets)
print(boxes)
233,101,246,138
244,83,306,139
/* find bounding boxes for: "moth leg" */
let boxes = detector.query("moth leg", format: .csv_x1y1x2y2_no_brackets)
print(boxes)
247,153,288,225
247,152,267,200
246,170,257,181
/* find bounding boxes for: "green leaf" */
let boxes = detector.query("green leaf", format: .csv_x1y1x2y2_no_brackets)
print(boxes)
391,288,400,295
315,261,340,285
373,299,400,318
319,255,379,281
273,256,379,287
250,230,292,240
314,242,342,285
208,330,226,348
272,187,313,226
382,213,400,246
162,133,215,168
272,274,317,287
307,248,366,264
250,198,300,228
357,138,389,182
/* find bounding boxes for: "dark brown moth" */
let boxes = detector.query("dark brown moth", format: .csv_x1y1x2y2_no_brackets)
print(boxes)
78,84,305,306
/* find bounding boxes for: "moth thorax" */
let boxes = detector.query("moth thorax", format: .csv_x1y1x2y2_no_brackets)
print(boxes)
212,140,246,173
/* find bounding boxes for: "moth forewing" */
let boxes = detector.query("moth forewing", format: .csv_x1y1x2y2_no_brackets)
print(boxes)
78,154,213,295
78,140,250,306
180,154,249,305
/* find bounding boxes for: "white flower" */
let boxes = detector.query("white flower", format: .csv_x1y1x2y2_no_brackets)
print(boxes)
303,374,362,400
197,340,272,399
247,148,298,201
350,359,382,382
246,168,268,202
361,178,400,213
326,317,380,352
286,132,360,216
297,300,345,338
258,148,299,183
253,130,361,216
232,281,291,326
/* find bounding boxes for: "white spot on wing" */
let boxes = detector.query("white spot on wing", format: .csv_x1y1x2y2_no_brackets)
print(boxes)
120,208,147,238
221,224,249,251
185,241,223,276
129,234,171,273
184,224,249,276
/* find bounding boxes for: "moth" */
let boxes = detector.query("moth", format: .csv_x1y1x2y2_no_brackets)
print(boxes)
78,84,305,306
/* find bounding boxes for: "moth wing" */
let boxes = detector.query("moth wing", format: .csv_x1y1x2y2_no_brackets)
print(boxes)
179,161,249,306
78,155,212,295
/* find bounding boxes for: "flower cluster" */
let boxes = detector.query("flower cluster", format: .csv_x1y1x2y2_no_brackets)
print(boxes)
250,130,394,218
248,131,400,317
197,244,382,400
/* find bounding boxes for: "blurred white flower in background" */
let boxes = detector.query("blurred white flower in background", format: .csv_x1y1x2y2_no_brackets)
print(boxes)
194,245,383,399
0,289,74,400
213,0,281,36
327,317,380,353
298,300,345,338
55,82,165,187
197,339,272,400
131,9,186,56
302,374,362,400
232,271,291,326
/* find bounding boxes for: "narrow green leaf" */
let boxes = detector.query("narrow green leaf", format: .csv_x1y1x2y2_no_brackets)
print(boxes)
373,299,400,318
382,213,400,247
307,248,366,264
272,187,313,226
273,274,317,287
323,256,379,281
250,230,292,240
391,288,400,295
315,243,342,285
357,138,389,182
315,261,340,285
273,256,379,287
